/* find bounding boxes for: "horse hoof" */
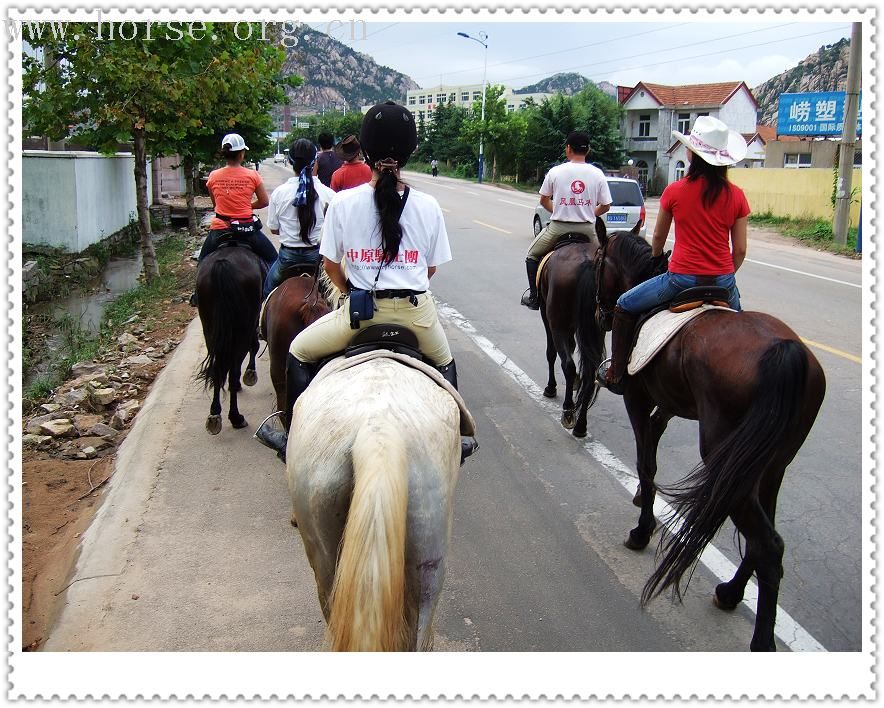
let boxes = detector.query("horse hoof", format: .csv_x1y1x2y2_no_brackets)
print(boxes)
230,416,249,429
561,410,576,429
572,426,587,439
713,584,741,611
543,386,557,398
242,369,258,387
632,487,642,507
624,529,651,550
206,415,222,435
290,512,298,528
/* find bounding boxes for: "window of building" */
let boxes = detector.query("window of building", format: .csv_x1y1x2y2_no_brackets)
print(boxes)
677,113,690,134
675,160,686,180
473,91,481,100
461,92,469,102
636,160,649,193
419,95,425,105
697,112,709,117
436,93,445,103
637,114,651,138
854,150,862,166
784,153,811,168
418,111,424,121
407,96,416,106
507,104,515,112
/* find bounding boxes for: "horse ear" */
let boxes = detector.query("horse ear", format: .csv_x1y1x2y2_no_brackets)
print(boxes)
596,217,608,246
631,222,641,237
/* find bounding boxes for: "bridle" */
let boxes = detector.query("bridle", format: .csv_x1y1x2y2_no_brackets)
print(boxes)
593,232,620,330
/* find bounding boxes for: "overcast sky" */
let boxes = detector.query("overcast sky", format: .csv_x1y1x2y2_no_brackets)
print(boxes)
303,20,852,91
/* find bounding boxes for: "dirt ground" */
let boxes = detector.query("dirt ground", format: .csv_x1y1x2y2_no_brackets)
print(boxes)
21,243,198,651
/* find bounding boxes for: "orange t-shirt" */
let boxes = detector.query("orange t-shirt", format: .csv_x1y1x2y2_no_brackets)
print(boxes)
207,166,262,230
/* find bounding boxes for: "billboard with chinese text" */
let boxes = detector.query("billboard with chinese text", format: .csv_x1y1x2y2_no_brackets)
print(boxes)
777,91,862,136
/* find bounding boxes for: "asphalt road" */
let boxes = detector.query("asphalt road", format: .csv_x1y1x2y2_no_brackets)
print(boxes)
43,161,863,655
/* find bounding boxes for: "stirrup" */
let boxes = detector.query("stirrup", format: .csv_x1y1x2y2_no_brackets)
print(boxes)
596,358,625,395
461,437,478,465
254,411,288,456
520,289,539,310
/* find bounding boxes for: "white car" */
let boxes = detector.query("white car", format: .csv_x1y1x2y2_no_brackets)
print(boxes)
274,153,287,164
533,176,647,239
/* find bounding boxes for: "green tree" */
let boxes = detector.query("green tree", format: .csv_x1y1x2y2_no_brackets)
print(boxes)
23,22,297,279
572,84,624,169
460,84,511,182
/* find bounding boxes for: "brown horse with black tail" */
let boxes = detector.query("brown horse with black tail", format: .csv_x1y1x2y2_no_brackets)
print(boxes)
536,221,606,438
593,221,826,651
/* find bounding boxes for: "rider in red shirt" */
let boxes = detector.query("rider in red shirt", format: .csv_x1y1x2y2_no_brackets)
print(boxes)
600,116,750,394
330,135,372,191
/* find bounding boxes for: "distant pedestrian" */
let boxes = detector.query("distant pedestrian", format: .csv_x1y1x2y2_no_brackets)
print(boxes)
431,158,438,177
313,132,343,188
330,135,372,192
254,159,260,171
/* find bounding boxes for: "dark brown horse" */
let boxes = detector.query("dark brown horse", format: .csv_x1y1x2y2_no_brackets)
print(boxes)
537,225,605,438
196,245,262,434
593,222,826,651
260,270,331,430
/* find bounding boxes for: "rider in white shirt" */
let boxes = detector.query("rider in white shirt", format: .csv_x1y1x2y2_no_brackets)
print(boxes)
262,138,336,299
520,131,612,310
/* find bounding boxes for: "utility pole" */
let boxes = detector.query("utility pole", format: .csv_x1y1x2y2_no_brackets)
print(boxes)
833,22,861,245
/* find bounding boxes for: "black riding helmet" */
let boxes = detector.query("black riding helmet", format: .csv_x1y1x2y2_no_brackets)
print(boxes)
288,138,317,167
360,100,418,169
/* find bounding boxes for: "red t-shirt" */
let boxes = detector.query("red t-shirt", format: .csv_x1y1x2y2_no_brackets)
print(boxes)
207,165,262,230
331,161,372,192
662,176,750,276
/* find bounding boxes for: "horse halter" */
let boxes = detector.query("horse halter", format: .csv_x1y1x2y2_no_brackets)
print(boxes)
593,233,620,330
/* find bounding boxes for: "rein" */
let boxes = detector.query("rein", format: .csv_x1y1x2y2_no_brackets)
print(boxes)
594,233,620,329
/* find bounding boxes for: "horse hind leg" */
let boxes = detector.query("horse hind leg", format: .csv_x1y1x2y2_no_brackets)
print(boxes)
243,332,259,387
625,401,670,550
206,381,223,435
227,365,248,429
540,307,557,398
557,337,578,430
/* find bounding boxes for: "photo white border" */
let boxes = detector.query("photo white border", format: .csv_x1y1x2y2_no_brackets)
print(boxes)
4,2,877,700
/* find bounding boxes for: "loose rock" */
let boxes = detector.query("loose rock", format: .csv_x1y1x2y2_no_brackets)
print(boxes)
73,414,104,434
90,388,117,406
22,434,52,447
39,403,61,414
39,419,75,438
123,354,153,366
87,422,119,439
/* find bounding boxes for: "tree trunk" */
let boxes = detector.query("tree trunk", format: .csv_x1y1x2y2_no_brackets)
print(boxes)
492,152,498,183
133,127,159,281
182,154,199,239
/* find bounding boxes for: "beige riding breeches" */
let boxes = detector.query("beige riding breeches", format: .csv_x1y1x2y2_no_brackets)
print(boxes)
289,292,453,366
527,219,599,261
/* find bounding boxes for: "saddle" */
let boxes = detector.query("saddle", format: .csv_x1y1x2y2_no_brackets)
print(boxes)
627,287,735,375
278,262,319,281
536,233,593,288
344,323,424,361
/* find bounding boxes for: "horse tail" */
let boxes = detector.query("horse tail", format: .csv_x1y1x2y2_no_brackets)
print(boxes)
196,256,254,391
328,420,410,651
643,338,809,605
574,258,604,410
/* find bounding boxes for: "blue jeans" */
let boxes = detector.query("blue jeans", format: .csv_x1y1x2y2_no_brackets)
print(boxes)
617,271,742,313
199,228,278,268
263,245,321,299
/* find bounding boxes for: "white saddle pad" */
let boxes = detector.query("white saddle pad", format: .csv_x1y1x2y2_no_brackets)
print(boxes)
311,350,476,436
628,305,736,375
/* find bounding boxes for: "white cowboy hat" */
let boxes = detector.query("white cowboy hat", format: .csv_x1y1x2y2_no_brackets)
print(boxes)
671,115,746,167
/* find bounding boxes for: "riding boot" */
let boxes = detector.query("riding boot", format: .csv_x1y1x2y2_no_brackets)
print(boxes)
189,291,198,307
437,360,479,464
254,355,314,462
520,258,540,310
597,306,638,396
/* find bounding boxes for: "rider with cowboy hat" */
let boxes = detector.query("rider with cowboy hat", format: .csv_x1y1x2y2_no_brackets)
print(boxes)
598,115,750,395
520,131,613,310
256,101,477,463
330,134,373,192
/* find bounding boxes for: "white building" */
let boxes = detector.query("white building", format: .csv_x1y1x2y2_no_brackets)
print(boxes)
620,81,759,192
362,84,551,122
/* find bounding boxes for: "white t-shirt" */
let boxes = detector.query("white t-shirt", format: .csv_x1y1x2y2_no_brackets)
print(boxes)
320,183,452,291
267,177,336,248
540,161,612,223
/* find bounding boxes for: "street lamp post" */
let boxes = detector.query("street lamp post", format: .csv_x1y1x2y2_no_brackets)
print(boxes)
457,31,488,184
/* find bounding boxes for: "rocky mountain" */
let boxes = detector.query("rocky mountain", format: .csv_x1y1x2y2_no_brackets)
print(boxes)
280,26,419,114
513,72,590,96
753,37,852,125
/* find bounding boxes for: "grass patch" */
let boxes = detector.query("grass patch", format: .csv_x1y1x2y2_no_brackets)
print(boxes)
749,212,860,256
23,234,193,402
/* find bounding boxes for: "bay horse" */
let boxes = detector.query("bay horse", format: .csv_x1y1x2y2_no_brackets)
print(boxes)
594,222,826,651
260,269,331,430
537,223,606,438
196,245,262,434
287,357,462,651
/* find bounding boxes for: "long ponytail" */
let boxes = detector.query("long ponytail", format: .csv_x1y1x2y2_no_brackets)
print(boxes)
291,155,317,245
373,165,406,265
686,156,731,210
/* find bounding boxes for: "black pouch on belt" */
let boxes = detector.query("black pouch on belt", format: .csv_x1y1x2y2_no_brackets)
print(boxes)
349,289,375,330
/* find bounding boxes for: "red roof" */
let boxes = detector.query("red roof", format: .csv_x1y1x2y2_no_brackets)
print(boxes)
755,124,801,142
617,85,635,104
624,81,758,109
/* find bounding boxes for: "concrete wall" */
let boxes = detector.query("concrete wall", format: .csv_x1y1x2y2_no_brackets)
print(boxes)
729,167,861,225
23,151,152,252
764,140,842,169
718,89,759,133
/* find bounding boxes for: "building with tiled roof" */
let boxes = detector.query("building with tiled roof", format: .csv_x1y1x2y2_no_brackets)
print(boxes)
619,80,759,192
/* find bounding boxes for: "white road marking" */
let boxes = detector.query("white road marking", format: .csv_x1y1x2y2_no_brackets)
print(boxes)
436,301,827,653
473,220,512,234
464,190,479,196
499,199,535,209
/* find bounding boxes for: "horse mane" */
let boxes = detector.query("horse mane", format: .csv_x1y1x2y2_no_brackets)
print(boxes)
318,260,347,310
611,233,657,280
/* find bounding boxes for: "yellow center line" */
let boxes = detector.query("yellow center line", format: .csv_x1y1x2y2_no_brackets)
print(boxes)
473,219,512,234
801,337,861,364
